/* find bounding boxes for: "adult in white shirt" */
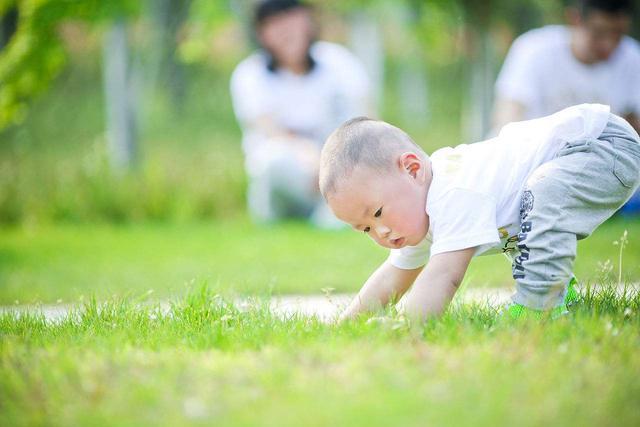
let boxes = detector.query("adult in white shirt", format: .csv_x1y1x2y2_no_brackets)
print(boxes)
493,0,640,134
230,0,371,226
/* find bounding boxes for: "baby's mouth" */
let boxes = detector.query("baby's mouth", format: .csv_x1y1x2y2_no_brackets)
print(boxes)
391,237,405,248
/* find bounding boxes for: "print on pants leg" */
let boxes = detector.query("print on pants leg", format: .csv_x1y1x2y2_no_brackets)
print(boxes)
513,190,534,280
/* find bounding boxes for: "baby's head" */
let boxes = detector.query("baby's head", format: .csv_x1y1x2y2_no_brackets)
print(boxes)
320,117,432,249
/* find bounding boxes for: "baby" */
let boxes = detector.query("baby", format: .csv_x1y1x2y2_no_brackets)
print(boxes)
319,104,640,321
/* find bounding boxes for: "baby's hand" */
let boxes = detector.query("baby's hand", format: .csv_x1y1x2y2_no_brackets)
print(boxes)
366,314,410,331
366,315,393,326
334,309,351,325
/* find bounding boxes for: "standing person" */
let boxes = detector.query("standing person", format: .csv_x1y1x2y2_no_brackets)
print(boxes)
493,0,640,133
230,0,372,226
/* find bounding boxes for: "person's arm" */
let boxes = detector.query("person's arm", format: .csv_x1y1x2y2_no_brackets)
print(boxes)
246,115,321,171
491,98,526,135
491,30,539,136
339,261,423,321
398,247,476,321
623,113,640,135
230,60,313,143
250,115,296,140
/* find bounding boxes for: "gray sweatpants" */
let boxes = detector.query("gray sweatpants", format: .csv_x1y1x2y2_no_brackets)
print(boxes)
512,114,640,310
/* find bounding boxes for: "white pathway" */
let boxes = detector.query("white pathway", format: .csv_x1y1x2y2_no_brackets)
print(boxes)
3,285,636,323
1,289,511,323
269,288,515,320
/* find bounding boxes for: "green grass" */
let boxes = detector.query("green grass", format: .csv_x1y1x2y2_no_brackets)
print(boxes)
1,217,639,304
3,19,639,427
1,284,639,427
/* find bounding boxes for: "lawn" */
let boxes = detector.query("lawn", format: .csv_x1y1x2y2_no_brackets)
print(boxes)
1,191,639,427
2,7,639,425
0,217,639,304
1,284,639,426
1,207,639,427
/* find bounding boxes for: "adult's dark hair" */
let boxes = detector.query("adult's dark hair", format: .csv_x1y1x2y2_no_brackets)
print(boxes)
255,0,307,26
253,0,316,73
574,0,634,16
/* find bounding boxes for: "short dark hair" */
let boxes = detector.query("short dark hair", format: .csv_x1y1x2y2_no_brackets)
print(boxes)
574,0,634,16
254,0,308,26
253,0,316,73
319,117,426,198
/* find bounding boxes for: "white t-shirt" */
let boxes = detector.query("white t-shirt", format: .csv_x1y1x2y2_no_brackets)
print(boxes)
495,25,640,119
230,41,370,163
388,103,611,270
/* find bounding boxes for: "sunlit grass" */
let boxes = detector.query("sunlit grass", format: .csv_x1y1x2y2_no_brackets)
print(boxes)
1,217,639,304
1,283,639,427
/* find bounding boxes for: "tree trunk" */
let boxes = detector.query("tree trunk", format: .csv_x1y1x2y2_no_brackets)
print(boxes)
396,2,429,125
459,0,496,141
103,19,138,172
349,9,384,113
147,0,191,111
463,27,495,141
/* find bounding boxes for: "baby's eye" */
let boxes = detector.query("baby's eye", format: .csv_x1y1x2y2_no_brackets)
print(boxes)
363,226,371,233
374,208,382,218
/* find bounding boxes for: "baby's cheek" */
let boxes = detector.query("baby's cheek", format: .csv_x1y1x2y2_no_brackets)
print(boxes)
371,235,389,248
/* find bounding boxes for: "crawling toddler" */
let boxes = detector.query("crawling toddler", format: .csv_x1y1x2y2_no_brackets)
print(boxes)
319,104,640,321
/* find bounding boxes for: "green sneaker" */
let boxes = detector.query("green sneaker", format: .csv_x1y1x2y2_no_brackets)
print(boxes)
506,303,568,320
506,276,578,321
564,275,579,307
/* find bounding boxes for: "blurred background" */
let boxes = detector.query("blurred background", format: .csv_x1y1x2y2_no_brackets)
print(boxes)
1,0,639,303
3,0,640,224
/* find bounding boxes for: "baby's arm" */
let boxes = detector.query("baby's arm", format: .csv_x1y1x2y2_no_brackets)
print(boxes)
398,247,476,321
339,261,423,321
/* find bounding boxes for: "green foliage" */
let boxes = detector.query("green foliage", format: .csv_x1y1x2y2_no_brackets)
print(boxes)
0,0,575,225
0,0,139,129
177,0,237,66
0,46,245,225
0,141,245,224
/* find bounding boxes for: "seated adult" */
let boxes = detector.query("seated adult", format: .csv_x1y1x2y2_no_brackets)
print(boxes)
230,0,371,226
493,0,640,133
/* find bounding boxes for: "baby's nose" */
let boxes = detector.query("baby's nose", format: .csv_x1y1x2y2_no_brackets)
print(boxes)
375,225,391,238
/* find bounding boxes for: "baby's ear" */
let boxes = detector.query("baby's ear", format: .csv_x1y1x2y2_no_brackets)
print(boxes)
399,152,422,179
